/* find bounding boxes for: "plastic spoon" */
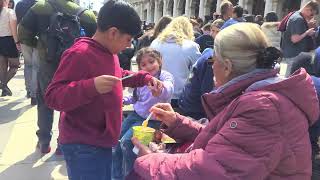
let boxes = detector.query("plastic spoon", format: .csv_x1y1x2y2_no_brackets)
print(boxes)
120,74,134,81
142,112,153,127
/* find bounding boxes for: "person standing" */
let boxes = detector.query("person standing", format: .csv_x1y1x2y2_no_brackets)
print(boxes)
0,0,20,97
281,0,319,77
16,0,38,105
45,1,163,179
18,0,97,154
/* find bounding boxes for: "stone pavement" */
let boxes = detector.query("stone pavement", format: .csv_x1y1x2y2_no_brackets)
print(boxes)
0,63,67,180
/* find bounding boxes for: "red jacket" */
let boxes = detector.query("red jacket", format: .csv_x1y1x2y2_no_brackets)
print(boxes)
134,69,319,180
45,38,152,148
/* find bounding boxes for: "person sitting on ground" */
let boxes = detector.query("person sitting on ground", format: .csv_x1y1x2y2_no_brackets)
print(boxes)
131,23,319,180
112,47,174,180
221,5,245,29
178,19,224,120
261,11,281,50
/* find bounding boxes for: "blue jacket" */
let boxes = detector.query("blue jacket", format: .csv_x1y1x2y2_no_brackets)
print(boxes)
178,48,214,117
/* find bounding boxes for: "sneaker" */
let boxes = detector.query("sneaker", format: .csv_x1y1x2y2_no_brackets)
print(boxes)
31,97,37,106
36,142,51,154
2,85,12,96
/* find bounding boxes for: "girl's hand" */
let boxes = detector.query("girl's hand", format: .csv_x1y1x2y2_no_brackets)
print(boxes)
150,103,177,127
148,77,163,94
149,82,163,97
131,137,152,157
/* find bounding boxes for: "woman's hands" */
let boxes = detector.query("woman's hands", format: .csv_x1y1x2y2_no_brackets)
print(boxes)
150,103,177,128
132,137,152,157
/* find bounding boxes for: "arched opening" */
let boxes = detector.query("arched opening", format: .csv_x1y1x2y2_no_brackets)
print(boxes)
168,0,174,16
178,0,186,16
204,0,217,20
190,0,200,18
252,0,265,15
159,0,164,18
144,9,147,20
282,0,301,15
150,0,155,22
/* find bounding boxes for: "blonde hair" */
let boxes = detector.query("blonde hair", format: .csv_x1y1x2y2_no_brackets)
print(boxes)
214,23,270,75
158,16,194,45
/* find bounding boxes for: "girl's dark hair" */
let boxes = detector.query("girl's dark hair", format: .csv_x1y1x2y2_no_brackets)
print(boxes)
152,16,172,40
133,47,163,101
135,47,162,70
256,47,282,69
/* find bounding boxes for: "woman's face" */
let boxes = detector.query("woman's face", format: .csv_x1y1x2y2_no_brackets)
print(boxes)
212,53,231,87
139,55,161,76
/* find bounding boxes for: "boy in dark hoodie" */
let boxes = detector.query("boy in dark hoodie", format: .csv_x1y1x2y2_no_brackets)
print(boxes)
45,1,163,179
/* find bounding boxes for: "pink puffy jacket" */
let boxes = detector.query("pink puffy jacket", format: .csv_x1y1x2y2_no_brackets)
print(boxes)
133,69,319,180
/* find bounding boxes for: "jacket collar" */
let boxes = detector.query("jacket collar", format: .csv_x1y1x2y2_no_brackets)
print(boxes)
201,69,279,119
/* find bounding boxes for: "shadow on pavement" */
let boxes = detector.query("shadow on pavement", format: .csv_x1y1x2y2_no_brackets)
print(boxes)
0,150,67,180
0,98,33,124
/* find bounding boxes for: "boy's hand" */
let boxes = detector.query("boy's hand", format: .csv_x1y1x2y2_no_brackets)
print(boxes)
148,77,163,97
94,75,120,94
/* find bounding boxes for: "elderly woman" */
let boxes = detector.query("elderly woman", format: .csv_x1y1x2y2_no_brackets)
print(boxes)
131,23,319,180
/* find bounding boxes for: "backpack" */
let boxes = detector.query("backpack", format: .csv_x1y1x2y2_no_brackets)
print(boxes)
277,11,295,32
46,0,86,63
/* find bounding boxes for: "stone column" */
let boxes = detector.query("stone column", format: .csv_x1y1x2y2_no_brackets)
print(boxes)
301,0,309,8
163,0,169,16
154,0,161,22
147,2,152,23
216,0,222,14
173,0,179,17
264,0,273,16
185,0,191,17
198,0,205,19
238,0,245,7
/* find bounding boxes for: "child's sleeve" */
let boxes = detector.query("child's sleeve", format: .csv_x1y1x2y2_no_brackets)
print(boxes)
157,71,174,100
123,95,136,105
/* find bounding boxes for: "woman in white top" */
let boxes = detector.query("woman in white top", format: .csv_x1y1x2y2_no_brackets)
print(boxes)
150,16,201,108
0,0,20,96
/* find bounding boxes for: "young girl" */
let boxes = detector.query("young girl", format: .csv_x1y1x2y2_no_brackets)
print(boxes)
112,47,174,179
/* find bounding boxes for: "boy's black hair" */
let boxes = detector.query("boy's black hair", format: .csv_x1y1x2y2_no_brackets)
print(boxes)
97,0,141,36
233,5,243,18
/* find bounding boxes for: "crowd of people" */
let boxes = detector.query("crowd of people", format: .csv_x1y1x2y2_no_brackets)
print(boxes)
1,0,320,179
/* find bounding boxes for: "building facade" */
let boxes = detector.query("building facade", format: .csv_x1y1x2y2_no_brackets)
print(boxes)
128,0,311,23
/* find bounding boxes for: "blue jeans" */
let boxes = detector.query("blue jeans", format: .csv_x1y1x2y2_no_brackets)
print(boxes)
112,111,160,179
61,144,112,180
21,44,39,98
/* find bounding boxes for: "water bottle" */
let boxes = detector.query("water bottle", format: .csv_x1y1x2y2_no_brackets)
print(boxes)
80,27,86,37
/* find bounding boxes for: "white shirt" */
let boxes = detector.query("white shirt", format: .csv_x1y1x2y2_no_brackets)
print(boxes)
0,8,17,37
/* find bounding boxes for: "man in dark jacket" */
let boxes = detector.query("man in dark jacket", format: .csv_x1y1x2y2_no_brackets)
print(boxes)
16,0,38,105
18,0,97,154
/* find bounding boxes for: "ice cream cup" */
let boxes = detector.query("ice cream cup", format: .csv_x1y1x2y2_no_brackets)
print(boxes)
132,126,155,145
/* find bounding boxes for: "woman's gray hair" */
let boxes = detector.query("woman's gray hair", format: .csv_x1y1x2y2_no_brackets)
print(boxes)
214,23,270,75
